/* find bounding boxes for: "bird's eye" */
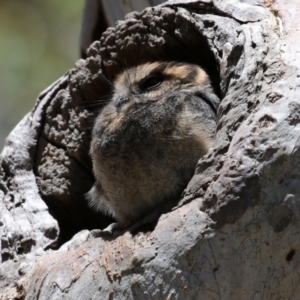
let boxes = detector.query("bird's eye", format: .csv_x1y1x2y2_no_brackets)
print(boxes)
141,75,162,90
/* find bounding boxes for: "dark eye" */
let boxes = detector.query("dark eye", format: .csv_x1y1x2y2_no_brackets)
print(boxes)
141,75,162,90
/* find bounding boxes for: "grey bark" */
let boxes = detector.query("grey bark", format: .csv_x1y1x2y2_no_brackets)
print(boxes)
1,0,300,299
80,0,166,58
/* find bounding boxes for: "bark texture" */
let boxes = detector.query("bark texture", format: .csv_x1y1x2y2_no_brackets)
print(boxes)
80,0,167,58
1,0,300,299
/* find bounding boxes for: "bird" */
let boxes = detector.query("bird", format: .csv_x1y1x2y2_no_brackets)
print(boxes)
87,61,219,228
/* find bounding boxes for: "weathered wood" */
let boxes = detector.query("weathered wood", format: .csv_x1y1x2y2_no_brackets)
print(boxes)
80,0,166,58
1,0,300,299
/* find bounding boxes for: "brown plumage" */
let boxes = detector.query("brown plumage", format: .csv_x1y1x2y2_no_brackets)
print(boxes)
87,62,219,225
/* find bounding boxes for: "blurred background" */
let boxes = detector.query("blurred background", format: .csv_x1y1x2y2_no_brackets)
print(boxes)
0,0,166,152
0,0,84,151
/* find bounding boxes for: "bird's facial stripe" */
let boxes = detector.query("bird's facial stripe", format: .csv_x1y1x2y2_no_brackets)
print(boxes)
163,65,208,86
114,62,162,88
114,62,209,94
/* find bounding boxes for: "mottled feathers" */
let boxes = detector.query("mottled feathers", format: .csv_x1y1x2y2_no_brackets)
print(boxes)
87,62,219,224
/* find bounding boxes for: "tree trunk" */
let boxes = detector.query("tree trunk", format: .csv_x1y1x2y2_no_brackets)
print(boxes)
1,0,300,299
80,0,166,58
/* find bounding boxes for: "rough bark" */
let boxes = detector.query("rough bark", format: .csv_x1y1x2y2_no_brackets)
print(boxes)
80,0,166,58
1,0,300,299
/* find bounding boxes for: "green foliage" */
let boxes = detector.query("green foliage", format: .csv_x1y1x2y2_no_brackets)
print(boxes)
0,0,84,150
